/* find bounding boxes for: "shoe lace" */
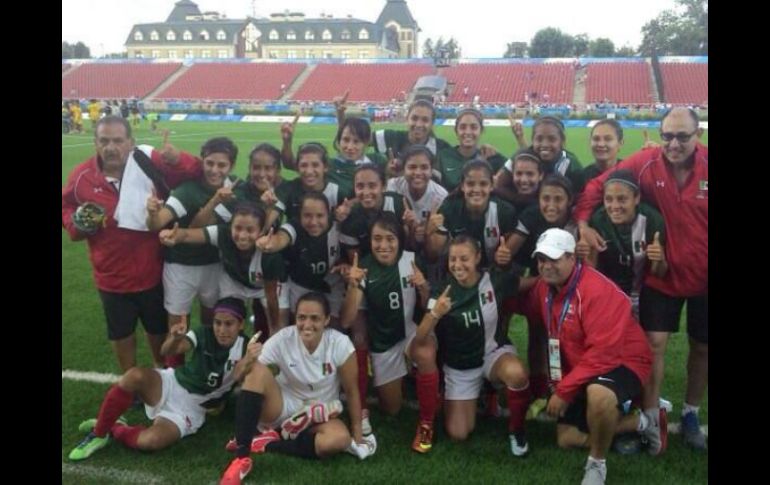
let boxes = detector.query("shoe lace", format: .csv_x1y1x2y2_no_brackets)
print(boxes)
77,432,97,447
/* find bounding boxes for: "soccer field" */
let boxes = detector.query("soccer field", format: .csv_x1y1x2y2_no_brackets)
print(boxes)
61,121,708,484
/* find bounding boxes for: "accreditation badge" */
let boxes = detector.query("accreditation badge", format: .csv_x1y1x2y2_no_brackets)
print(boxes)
548,338,562,382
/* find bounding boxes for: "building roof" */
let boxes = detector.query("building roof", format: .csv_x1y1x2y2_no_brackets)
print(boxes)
166,0,201,22
376,0,418,29
126,20,246,46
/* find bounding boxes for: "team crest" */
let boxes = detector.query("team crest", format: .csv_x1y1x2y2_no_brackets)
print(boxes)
401,276,414,289
321,362,333,375
480,290,494,305
249,271,263,284
485,227,499,238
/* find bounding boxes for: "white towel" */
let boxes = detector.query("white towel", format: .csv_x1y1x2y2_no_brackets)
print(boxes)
114,144,156,231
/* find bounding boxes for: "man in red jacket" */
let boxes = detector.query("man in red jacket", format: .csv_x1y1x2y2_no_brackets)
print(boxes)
62,116,201,372
532,228,652,485
574,107,708,452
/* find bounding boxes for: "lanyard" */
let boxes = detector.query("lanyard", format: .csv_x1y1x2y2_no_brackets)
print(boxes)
545,263,583,338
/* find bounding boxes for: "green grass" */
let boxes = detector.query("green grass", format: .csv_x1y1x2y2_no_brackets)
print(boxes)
62,121,708,484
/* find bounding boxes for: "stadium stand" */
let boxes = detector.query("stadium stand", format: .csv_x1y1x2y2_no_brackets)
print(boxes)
442,63,575,104
62,63,182,99
157,63,306,101
62,63,72,74
659,62,708,105
585,62,652,104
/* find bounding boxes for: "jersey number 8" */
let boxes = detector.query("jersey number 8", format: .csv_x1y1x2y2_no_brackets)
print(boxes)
388,291,401,310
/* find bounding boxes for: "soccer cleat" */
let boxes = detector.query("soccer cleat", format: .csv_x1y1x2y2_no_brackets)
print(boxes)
612,432,642,455
509,430,529,457
681,411,707,450
250,429,280,453
77,416,127,433
641,407,668,456
581,460,607,485
280,400,343,440
411,421,434,453
361,408,372,435
219,456,252,485
68,432,111,461
526,397,548,420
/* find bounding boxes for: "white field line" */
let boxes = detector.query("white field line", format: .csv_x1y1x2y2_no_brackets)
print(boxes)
61,126,265,149
62,463,165,484
63,370,707,437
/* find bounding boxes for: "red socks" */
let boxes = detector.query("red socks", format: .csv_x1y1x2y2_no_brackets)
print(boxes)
111,424,146,449
507,384,531,433
94,385,134,437
416,371,439,424
356,349,369,411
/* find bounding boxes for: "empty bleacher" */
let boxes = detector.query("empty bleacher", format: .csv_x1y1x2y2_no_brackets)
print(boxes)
585,62,652,104
157,63,306,101
290,63,434,102
62,63,181,99
443,63,575,104
62,63,71,74
659,62,708,105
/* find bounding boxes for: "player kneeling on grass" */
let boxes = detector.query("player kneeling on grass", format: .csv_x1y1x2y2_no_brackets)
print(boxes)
220,292,375,485
69,298,258,461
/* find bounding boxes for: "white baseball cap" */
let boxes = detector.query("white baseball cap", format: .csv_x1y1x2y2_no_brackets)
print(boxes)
532,228,576,259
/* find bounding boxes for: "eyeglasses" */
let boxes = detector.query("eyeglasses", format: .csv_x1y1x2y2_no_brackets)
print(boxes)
659,130,697,143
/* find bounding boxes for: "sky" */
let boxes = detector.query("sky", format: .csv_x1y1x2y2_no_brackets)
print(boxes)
62,0,684,58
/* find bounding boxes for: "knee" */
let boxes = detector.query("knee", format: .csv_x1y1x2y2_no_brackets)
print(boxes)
242,363,270,390
556,431,573,449
411,341,436,367
380,401,401,416
499,361,528,389
445,421,471,442
118,368,144,391
587,384,618,415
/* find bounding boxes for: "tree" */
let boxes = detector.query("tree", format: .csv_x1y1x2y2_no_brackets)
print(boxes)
639,0,707,55
573,34,590,57
529,28,574,58
615,45,637,57
503,41,528,58
589,38,615,57
430,36,461,60
422,38,434,58
62,42,73,59
63,41,91,59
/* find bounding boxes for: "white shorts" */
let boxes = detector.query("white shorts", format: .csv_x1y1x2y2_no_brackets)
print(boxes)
443,345,517,401
218,271,290,310
370,326,428,387
288,279,344,317
162,262,221,314
144,368,207,438
264,390,338,430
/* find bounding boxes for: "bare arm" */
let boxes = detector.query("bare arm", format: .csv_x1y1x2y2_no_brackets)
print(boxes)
160,317,192,357
263,280,283,336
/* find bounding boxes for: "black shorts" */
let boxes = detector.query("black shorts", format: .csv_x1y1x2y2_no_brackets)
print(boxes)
98,283,167,340
639,286,708,344
558,365,642,434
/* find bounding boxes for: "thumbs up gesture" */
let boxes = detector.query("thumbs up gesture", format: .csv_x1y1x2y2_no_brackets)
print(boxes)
575,228,592,261
159,129,180,165
159,222,181,246
646,231,664,262
642,129,660,149
494,235,512,266
146,188,164,215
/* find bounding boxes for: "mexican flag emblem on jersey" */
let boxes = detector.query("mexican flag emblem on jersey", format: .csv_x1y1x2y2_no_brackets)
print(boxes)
480,289,494,305
249,271,263,284
321,362,333,375
485,227,499,238
401,276,413,289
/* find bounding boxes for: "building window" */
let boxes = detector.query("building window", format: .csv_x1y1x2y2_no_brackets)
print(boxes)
322,29,332,40
150,30,159,41
358,29,369,40
269,30,279,40
269,50,279,59
407,31,413,41
217,30,226,41
286,30,296,40
200,30,210,41
341,50,350,59
359,51,368,59
168,50,178,59
135,51,144,58
201,50,211,58
183,30,192,41
341,30,351,40
218,50,228,58
184,50,194,58
151,50,161,58
305,30,314,40
134,31,143,41
287,50,297,59
167,31,176,41
324,51,333,59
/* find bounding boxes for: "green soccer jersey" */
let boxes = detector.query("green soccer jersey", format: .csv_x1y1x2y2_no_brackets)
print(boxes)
339,191,408,256
279,222,342,292
359,251,424,353
275,178,342,223
205,224,286,289
438,195,518,268
174,325,248,398
542,149,585,194
429,269,519,370
164,179,238,265
326,153,387,200
513,205,578,275
435,146,507,192
589,202,666,297
373,129,452,159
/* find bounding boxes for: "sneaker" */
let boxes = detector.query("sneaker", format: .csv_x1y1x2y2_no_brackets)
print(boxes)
250,429,280,453
641,407,668,456
681,411,707,450
612,432,642,455
77,416,127,433
411,421,434,453
280,400,343,440
346,434,378,460
509,430,529,457
68,432,111,461
526,398,547,420
659,397,673,413
581,460,607,485
361,408,372,436
219,456,252,485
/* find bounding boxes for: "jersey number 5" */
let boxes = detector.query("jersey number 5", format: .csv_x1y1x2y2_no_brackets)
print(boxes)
207,372,222,388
